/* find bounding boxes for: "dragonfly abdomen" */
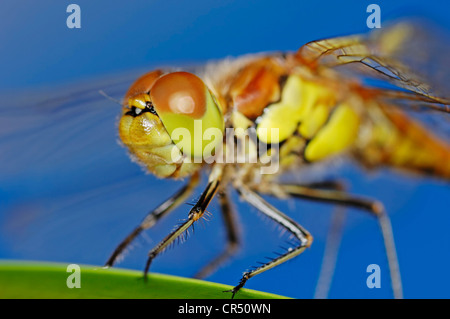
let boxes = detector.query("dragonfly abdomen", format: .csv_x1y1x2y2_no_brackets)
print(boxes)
354,104,450,179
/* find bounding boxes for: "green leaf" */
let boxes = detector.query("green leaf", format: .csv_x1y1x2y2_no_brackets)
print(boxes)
0,261,288,299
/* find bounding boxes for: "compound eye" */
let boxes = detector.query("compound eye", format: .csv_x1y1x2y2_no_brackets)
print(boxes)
124,70,163,103
150,72,224,159
150,72,206,118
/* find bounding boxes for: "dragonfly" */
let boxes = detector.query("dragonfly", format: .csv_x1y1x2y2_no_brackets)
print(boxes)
99,22,450,299
1,22,448,299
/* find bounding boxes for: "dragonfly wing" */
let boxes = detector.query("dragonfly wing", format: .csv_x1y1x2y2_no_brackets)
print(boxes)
0,73,132,177
296,22,450,112
0,67,201,266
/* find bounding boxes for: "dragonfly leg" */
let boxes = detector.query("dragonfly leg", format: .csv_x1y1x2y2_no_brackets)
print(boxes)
268,183,403,299
291,180,347,191
104,171,200,267
258,180,348,298
144,165,224,277
194,187,240,279
225,184,313,299
314,205,346,299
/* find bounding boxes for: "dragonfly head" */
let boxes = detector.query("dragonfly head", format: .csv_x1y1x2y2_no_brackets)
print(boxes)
119,70,224,178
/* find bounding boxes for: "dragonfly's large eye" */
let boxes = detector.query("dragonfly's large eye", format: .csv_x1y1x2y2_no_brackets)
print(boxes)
124,70,163,103
125,70,163,115
150,72,224,159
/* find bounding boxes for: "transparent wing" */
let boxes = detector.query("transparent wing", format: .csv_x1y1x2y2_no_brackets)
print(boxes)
296,21,450,113
0,69,184,264
0,72,135,178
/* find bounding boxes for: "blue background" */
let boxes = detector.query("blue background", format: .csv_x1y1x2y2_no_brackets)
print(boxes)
0,0,449,299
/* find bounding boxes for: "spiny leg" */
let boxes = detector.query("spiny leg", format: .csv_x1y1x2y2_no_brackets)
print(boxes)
144,165,224,277
105,172,200,267
194,188,240,279
260,181,348,298
279,184,379,212
275,181,347,299
225,184,313,299
294,180,346,191
269,183,403,299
